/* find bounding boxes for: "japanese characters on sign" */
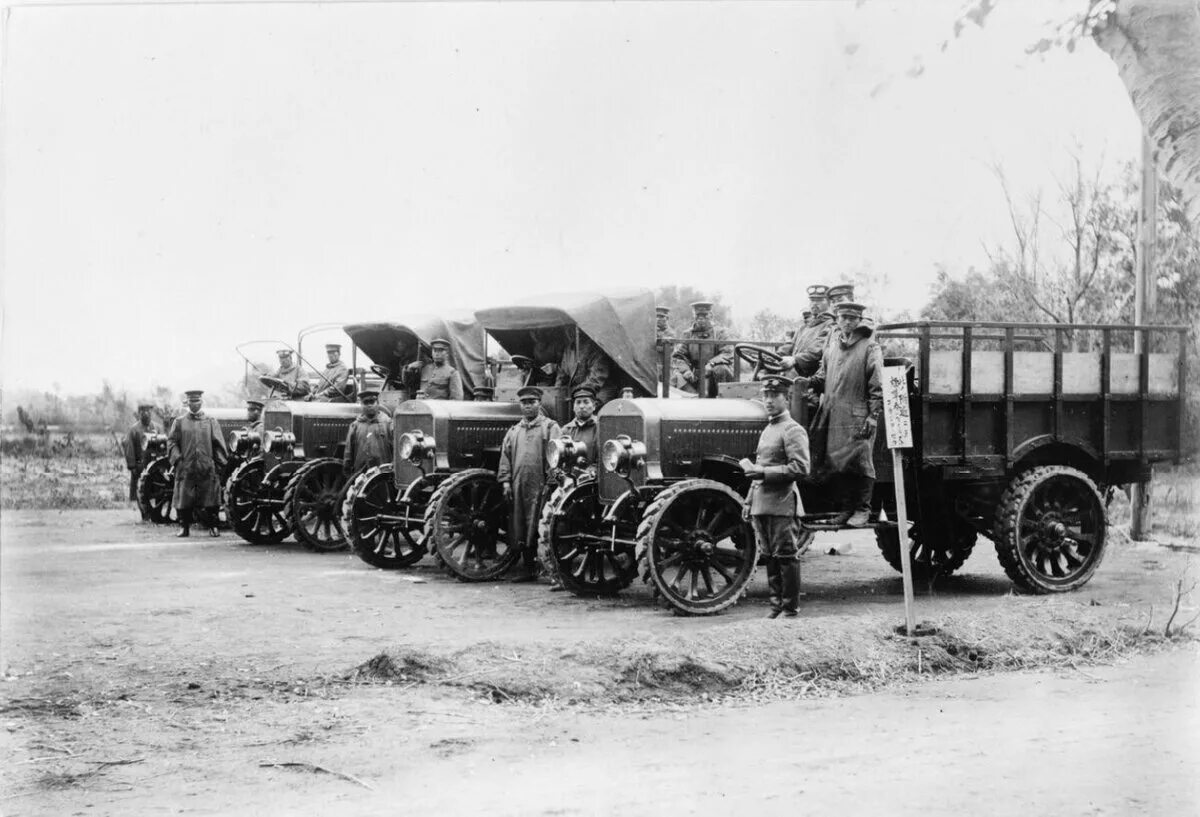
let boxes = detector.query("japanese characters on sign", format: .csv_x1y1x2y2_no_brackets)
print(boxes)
882,365,913,449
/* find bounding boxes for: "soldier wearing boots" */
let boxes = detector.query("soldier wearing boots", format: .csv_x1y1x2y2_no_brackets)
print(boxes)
497,386,561,582
741,375,810,618
167,390,228,538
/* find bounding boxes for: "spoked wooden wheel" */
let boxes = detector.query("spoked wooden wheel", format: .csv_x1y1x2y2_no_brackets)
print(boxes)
538,479,638,596
342,464,428,568
136,456,176,525
637,479,758,615
224,458,291,544
874,517,976,580
284,458,349,553
995,466,1108,593
423,469,516,582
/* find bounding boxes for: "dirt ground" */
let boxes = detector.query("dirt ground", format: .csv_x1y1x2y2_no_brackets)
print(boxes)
1,509,1197,815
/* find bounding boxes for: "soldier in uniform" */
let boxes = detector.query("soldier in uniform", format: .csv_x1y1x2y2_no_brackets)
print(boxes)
671,301,735,397
808,302,883,528
342,389,393,478
246,399,264,434
555,332,615,405
560,386,600,466
167,390,228,538
411,338,464,400
124,403,161,518
311,344,350,401
497,386,561,582
655,306,670,339
472,386,495,402
781,284,836,378
272,349,310,399
741,375,810,618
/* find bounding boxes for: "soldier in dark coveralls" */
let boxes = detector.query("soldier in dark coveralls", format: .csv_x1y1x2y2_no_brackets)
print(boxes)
808,302,883,528
741,375,810,618
342,389,393,477
168,390,228,538
125,403,161,517
497,386,562,582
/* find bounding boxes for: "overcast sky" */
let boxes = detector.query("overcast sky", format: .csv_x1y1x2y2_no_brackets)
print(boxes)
1,0,1141,399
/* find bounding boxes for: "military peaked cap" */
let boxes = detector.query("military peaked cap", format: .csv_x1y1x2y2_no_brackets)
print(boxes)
759,375,794,393
276,348,293,357
357,389,380,401
655,306,670,317
137,402,154,410
826,284,855,301
834,301,866,317
184,389,204,398
430,338,451,350
516,386,544,400
472,386,495,401
805,284,828,298
246,399,264,409
325,343,341,352
571,386,597,402
689,301,714,314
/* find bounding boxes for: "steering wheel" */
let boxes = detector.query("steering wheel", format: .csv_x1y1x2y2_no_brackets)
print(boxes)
258,375,291,396
733,344,786,380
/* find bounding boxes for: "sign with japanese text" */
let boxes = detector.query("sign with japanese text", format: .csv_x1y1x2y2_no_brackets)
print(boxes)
882,365,913,449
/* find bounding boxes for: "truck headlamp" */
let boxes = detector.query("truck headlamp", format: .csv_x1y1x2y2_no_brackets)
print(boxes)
398,430,434,463
601,435,645,476
546,437,583,469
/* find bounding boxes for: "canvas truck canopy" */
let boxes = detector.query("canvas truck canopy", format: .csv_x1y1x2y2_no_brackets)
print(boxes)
474,289,658,396
343,312,488,394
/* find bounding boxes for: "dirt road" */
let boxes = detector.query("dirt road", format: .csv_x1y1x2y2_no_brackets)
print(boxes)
1,510,1197,815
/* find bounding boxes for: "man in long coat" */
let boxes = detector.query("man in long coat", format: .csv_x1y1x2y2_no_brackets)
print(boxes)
168,390,228,537
342,389,393,477
124,403,161,518
671,301,735,397
497,386,561,582
742,375,810,617
807,302,883,528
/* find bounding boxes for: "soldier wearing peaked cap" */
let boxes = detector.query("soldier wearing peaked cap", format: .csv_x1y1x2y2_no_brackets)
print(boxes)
655,306,670,339
671,300,735,397
312,343,350,402
473,386,495,402
272,349,311,399
167,390,228,538
342,388,392,479
411,337,464,400
782,284,835,379
498,385,561,582
246,399,265,435
561,386,600,467
124,403,161,518
741,374,810,618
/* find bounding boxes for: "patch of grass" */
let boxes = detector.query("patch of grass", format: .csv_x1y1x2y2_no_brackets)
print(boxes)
0,450,128,509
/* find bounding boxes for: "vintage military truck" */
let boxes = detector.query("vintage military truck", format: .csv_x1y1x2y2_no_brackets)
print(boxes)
539,320,1188,615
136,407,255,525
337,314,492,569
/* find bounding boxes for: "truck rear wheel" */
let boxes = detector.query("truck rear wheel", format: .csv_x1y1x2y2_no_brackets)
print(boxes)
874,519,976,580
136,455,176,525
994,465,1107,593
637,479,758,616
423,469,517,582
284,458,348,553
342,464,427,569
224,458,291,544
539,478,638,596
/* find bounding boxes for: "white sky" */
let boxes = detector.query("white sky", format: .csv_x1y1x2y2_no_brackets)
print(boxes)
0,0,1142,398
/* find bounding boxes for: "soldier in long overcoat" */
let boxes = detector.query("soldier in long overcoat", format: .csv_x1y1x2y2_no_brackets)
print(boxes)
342,390,393,477
742,375,810,618
497,386,561,582
125,403,161,518
807,302,883,528
168,390,228,537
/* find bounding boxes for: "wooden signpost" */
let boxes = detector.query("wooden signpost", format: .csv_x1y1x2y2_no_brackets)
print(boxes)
882,365,917,636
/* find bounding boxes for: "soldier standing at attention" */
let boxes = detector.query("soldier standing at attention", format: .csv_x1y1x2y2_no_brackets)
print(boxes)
671,301,735,397
741,375,810,618
414,338,465,400
125,403,160,519
168,390,228,538
273,349,310,399
497,386,561,582
807,301,883,528
311,344,350,401
342,390,393,478
781,284,836,378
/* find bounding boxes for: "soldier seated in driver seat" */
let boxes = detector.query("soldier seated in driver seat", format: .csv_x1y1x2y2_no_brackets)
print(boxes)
272,349,311,400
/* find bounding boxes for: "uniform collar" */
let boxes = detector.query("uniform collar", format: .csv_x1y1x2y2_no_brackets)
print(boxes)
569,416,596,428
187,410,205,419
767,410,792,425
520,414,545,429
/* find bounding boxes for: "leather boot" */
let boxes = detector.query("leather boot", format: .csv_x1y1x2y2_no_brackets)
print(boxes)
765,558,783,618
780,559,801,618
176,526,190,538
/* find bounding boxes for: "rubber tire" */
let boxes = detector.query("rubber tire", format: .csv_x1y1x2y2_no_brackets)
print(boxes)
637,478,758,616
342,464,428,569
284,458,349,553
136,455,176,525
423,468,517,582
874,519,976,580
223,457,292,544
994,465,1108,594
538,478,638,596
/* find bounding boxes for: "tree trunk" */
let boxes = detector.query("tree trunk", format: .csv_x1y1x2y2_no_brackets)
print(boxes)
1093,0,1200,223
